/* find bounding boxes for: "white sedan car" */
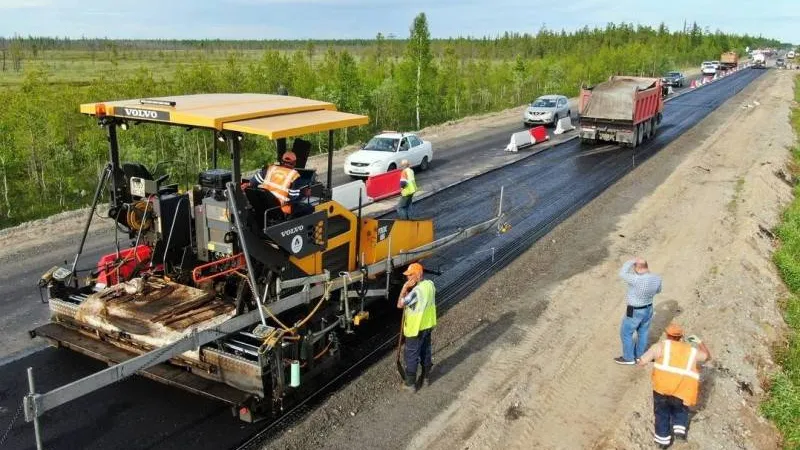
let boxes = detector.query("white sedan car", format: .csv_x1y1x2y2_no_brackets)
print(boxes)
344,132,433,178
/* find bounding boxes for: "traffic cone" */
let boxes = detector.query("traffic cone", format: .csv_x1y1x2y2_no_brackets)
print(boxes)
690,79,697,88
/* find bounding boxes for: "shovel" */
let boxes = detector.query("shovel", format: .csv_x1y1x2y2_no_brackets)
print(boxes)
395,313,406,380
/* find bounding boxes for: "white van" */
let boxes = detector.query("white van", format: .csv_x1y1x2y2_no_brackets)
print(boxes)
701,61,717,75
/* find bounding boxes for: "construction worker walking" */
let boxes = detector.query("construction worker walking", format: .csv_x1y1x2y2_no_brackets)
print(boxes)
397,159,417,220
638,323,711,449
397,262,436,391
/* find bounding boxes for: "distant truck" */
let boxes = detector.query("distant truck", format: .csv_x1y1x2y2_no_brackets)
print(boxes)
752,53,767,69
720,52,738,70
788,50,796,59
578,76,664,148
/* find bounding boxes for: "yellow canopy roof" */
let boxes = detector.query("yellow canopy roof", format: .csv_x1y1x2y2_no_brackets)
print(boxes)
80,93,369,138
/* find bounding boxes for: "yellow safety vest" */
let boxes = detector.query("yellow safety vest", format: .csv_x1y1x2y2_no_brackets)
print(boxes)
652,340,701,406
400,167,417,197
403,279,436,338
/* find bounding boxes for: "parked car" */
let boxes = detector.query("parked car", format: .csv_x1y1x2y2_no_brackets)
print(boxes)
701,61,717,75
344,131,433,178
523,95,570,127
776,58,786,68
661,71,685,87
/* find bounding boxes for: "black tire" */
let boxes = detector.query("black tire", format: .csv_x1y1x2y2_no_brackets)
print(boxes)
567,110,571,118
387,163,397,171
637,124,644,146
551,115,558,128
631,125,640,148
419,156,430,171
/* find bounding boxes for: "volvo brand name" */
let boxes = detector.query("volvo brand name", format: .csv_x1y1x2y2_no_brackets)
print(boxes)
115,107,169,121
281,225,304,237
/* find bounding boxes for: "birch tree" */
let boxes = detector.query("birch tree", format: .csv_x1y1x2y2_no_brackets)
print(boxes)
405,13,433,130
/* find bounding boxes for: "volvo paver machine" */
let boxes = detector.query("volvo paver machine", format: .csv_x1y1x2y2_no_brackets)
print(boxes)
23,93,501,436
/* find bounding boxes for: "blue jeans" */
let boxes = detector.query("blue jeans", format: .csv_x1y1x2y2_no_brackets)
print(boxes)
397,194,413,220
404,328,433,378
620,304,653,361
653,391,689,444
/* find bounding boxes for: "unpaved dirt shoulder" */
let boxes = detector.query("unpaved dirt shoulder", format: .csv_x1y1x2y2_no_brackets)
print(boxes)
408,71,793,449
260,71,793,450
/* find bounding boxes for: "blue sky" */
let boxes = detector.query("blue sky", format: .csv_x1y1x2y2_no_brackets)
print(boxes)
0,0,797,43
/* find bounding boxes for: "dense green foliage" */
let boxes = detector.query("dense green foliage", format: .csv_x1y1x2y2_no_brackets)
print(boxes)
0,20,781,228
763,75,800,449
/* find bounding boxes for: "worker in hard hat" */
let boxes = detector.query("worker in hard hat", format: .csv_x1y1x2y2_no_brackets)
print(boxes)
250,151,311,217
396,262,437,391
637,323,711,449
397,159,417,220
615,257,662,365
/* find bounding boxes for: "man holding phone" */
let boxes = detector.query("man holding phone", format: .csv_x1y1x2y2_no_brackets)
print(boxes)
615,257,662,365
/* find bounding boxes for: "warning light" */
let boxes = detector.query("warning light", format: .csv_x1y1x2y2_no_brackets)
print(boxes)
95,103,107,117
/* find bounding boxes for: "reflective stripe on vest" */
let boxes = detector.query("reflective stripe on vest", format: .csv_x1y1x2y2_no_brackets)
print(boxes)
400,167,417,197
652,340,700,406
403,279,436,338
260,165,299,204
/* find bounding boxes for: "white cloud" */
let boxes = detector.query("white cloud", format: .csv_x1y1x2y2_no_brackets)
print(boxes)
0,0,54,8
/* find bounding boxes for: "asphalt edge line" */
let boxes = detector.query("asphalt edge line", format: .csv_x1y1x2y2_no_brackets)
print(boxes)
0,342,49,368
367,135,580,217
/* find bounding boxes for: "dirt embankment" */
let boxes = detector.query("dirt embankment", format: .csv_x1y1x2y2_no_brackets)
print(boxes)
407,71,794,450
259,71,795,450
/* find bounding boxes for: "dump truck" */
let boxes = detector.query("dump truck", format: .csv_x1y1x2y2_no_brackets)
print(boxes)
578,76,664,147
720,51,739,70
22,93,503,440
752,52,767,69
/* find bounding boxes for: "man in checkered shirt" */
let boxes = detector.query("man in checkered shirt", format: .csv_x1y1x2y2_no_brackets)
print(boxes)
614,257,662,365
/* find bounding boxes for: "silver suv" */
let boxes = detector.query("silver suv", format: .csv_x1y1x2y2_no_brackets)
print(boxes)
523,95,570,127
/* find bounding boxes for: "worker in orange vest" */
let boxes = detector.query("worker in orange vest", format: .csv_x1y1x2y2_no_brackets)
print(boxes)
637,323,711,449
250,151,310,217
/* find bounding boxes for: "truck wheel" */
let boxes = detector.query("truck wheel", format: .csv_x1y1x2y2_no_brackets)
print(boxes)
631,125,640,148
637,124,644,146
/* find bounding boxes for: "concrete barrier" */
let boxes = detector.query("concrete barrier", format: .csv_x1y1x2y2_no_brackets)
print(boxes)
505,126,550,152
332,179,373,210
554,116,575,135
505,130,533,152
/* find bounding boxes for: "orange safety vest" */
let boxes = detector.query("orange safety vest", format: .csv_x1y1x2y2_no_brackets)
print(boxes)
259,165,300,215
652,340,700,406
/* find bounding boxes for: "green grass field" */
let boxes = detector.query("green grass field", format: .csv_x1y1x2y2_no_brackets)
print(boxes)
762,74,800,449
0,49,269,86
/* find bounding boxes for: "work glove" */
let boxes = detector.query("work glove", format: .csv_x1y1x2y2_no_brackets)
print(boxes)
686,335,702,346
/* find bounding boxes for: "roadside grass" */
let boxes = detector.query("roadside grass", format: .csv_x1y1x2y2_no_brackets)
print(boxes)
763,74,800,449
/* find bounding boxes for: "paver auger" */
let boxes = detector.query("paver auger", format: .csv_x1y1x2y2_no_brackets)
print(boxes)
22,93,502,435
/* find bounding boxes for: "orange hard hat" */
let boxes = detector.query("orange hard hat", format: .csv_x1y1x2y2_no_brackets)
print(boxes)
281,151,297,166
403,263,423,277
665,323,684,337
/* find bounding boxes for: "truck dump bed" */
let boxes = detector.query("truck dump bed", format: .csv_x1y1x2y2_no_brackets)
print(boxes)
580,77,659,122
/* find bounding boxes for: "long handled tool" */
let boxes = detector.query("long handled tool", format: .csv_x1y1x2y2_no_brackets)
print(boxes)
396,313,405,380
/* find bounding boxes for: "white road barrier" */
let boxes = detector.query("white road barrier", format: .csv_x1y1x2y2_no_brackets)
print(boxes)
505,130,533,152
554,116,575,135
332,179,373,210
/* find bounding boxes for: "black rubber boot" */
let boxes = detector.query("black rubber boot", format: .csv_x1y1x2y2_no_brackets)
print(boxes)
421,365,433,387
403,374,416,392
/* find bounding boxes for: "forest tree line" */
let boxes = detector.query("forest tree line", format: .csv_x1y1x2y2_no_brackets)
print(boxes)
0,17,781,228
